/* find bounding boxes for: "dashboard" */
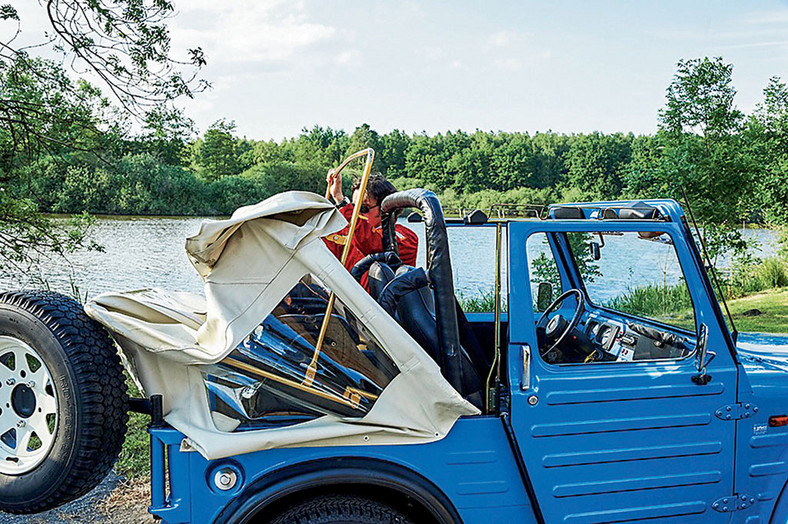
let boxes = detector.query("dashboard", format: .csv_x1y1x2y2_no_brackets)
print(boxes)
581,312,693,362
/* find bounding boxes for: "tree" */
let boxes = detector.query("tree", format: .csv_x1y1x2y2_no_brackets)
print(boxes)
564,132,632,200
296,125,347,165
490,132,534,191
746,77,788,224
380,129,410,178
530,132,569,189
651,57,753,224
131,106,197,166
194,119,240,181
0,0,205,270
659,57,743,142
346,123,382,169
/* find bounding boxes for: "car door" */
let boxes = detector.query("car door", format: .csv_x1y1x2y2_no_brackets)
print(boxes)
507,220,738,523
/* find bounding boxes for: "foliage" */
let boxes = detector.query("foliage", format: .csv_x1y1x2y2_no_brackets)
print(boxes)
606,282,694,326
564,132,632,199
458,288,506,313
729,255,788,297
627,57,758,228
0,189,98,275
660,57,743,139
755,257,788,289
530,232,600,295
193,119,242,181
778,228,788,259
0,0,205,268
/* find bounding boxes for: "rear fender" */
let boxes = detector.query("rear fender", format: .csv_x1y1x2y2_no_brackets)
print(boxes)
216,457,460,524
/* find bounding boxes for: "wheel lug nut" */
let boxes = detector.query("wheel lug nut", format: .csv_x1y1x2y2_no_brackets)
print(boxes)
6,379,15,386
16,420,25,428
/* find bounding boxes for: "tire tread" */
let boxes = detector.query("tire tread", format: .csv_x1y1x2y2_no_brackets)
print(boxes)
0,290,128,514
270,494,413,524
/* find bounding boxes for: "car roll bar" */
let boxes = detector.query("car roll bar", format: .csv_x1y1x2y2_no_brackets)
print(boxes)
380,189,463,393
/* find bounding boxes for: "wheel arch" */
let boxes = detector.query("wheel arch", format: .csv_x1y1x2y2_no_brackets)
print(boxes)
770,475,788,523
217,456,462,524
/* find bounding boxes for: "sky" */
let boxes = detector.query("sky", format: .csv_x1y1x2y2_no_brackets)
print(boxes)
13,1,788,140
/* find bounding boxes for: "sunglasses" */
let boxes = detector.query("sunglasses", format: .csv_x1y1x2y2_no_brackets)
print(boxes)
360,203,379,214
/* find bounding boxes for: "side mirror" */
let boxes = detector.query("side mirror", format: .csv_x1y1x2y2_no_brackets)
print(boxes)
692,323,715,385
536,282,553,311
590,241,601,261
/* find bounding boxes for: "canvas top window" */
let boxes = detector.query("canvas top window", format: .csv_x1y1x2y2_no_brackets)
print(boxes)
201,274,400,432
525,229,697,366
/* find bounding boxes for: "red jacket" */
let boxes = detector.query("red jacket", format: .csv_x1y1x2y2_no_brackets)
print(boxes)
323,204,419,290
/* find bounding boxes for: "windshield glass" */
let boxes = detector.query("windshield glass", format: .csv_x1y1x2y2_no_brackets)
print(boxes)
567,231,696,331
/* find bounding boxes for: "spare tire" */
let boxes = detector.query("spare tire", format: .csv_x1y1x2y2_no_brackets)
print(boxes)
0,291,128,514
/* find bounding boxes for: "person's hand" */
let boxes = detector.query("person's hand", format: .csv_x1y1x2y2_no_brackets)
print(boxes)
326,169,344,202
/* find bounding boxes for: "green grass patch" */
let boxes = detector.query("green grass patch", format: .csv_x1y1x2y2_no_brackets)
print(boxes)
459,288,507,313
605,283,695,330
115,374,151,479
727,287,788,333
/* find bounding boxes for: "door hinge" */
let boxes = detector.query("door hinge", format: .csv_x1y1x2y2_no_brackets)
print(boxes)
715,402,759,421
712,494,756,512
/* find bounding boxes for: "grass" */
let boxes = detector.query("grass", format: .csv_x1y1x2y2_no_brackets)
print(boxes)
98,477,151,521
606,283,695,329
726,287,788,333
604,283,788,334
458,288,507,313
115,373,151,479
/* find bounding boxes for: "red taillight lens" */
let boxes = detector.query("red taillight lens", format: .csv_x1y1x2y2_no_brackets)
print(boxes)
769,415,788,427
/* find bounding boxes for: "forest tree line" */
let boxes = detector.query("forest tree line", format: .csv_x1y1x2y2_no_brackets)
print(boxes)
4,57,788,229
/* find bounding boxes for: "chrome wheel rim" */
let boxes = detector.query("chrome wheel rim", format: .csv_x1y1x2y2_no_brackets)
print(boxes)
0,336,58,475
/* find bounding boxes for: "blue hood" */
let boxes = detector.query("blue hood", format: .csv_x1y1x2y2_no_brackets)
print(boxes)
736,332,788,371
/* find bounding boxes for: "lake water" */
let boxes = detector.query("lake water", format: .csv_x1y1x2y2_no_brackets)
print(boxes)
0,216,779,303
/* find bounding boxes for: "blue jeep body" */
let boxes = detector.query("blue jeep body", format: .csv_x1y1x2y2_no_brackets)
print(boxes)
148,198,788,524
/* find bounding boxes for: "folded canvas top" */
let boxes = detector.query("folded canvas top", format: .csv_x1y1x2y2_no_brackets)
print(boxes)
86,191,478,459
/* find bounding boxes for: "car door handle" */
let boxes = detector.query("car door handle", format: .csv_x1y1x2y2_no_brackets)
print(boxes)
521,344,531,391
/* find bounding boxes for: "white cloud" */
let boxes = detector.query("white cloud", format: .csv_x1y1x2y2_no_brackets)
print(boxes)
744,9,788,26
169,1,336,64
425,47,444,60
488,31,516,47
335,49,363,67
450,60,464,69
494,58,522,72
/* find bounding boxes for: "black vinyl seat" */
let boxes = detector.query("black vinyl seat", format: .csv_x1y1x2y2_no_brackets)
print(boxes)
359,257,485,408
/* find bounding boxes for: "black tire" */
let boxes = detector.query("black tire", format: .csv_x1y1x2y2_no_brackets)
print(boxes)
0,290,128,514
268,494,415,524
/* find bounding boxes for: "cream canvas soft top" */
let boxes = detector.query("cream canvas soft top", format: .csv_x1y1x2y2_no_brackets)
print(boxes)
85,191,478,460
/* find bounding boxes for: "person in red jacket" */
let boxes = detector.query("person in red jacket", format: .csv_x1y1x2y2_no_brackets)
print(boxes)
323,171,419,290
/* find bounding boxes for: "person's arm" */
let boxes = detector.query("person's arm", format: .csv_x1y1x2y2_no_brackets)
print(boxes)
326,169,346,205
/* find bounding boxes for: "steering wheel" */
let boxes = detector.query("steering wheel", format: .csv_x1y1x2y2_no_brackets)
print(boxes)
536,289,586,361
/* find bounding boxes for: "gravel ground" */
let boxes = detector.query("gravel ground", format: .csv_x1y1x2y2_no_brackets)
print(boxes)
0,473,152,524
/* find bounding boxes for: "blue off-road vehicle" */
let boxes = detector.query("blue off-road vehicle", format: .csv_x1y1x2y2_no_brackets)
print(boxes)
0,153,786,523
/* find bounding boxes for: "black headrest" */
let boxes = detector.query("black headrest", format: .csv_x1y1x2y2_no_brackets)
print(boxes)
552,206,585,219
619,202,662,220
464,209,488,225
367,262,396,301
350,252,402,282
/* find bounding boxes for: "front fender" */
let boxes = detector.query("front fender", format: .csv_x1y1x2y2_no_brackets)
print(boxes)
771,478,788,524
